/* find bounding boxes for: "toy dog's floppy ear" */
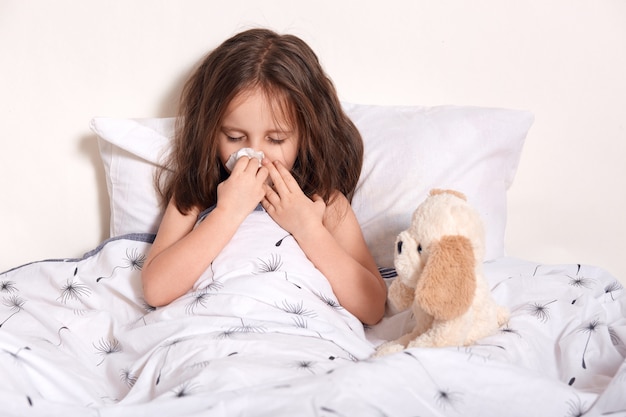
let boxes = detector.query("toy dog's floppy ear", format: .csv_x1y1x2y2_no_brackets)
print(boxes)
415,235,476,321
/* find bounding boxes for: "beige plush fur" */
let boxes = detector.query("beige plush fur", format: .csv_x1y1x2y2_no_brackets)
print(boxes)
376,189,509,356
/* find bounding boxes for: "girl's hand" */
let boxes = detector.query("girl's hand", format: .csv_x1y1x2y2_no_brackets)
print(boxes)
261,160,326,235
216,156,268,221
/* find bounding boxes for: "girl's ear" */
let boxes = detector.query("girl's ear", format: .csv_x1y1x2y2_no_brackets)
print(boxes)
415,235,476,321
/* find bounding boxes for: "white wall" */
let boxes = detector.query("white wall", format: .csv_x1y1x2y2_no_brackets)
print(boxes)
1,0,625,283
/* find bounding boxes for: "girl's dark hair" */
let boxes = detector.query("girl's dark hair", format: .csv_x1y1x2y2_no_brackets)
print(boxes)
158,28,363,214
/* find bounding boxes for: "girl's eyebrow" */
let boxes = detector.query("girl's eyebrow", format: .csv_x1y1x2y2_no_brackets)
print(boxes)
267,129,293,135
221,126,292,135
221,126,243,132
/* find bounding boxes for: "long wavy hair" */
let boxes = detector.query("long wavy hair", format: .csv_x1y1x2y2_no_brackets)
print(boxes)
158,28,363,214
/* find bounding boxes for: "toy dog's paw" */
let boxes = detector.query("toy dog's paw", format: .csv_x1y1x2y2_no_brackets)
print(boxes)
497,305,510,327
373,341,405,357
406,338,431,349
407,331,456,349
387,279,415,314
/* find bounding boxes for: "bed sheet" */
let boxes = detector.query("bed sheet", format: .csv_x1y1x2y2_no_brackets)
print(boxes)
1,220,625,416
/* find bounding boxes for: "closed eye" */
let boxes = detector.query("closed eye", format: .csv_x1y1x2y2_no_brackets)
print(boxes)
227,135,245,142
267,137,285,145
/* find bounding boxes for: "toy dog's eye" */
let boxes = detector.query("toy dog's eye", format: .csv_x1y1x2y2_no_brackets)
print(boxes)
417,244,422,254
397,240,403,254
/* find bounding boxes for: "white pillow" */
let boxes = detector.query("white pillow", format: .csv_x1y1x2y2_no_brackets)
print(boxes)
94,117,174,239
90,103,533,267
346,103,532,266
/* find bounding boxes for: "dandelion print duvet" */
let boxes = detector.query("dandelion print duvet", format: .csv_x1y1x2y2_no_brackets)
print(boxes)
1,209,625,416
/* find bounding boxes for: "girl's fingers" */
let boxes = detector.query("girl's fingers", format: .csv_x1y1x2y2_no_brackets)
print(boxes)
261,196,272,213
263,160,288,195
273,161,299,191
256,165,269,182
232,157,268,183
264,160,299,195
262,183,277,202
230,156,248,173
244,156,264,173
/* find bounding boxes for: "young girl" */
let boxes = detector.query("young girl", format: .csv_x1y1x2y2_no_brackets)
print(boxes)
142,28,386,325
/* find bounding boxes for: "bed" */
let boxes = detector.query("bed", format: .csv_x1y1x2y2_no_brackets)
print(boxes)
2,103,624,416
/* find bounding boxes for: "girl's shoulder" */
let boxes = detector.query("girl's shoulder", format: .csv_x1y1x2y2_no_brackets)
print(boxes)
323,191,354,231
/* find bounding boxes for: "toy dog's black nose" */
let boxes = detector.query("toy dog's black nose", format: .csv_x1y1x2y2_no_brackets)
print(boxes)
397,240,403,254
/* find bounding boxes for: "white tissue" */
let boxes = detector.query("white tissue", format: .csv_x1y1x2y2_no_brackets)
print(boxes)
225,148,265,171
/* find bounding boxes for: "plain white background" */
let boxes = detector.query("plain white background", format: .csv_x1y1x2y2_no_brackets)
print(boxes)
1,0,625,284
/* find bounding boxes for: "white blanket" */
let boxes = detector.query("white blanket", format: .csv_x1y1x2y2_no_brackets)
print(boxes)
1,209,625,416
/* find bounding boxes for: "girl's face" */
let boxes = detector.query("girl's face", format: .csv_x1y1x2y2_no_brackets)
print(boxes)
218,87,299,171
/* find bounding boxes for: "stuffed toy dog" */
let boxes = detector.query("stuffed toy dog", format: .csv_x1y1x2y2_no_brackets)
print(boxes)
376,189,508,356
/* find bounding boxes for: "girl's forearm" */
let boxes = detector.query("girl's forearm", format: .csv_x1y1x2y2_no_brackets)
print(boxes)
142,207,241,307
293,225,386,325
